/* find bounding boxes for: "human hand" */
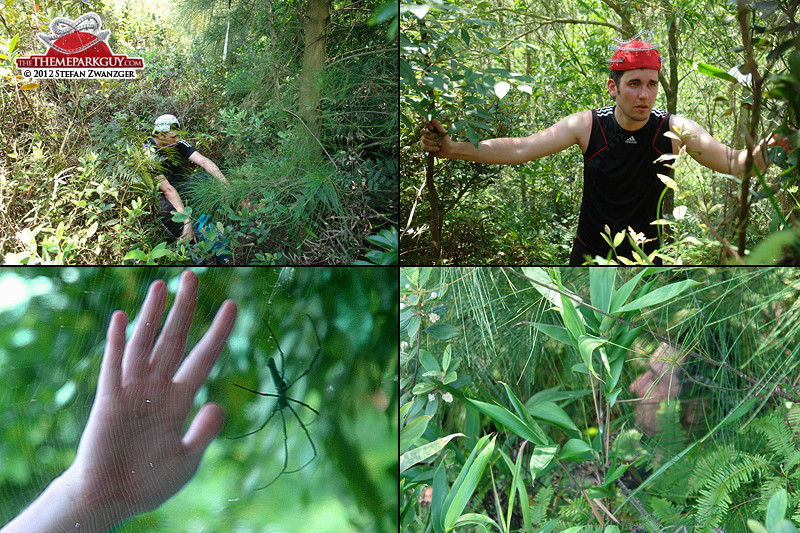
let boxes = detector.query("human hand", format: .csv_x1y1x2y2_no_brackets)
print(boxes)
69,272,236,526
767,132,795,169
420,119,452,157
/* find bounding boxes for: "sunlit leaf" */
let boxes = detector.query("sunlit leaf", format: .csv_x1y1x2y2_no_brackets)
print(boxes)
400,432,463,471
494,81,510,98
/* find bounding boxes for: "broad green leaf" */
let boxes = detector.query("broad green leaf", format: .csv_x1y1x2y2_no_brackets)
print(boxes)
407,314,421,339
604,526,621,533
528,401,580,434
419,349,440,372
431,460,447,533
405,3,430,19
693,61,739,83
502,381,534,422
558,438,593,461
494,81,510,98
609,269,648,313
442,344,452,371
453,513,501,530
604,463,629,486
657,173,678,191
746,520,768,533
425,323,460,340
443,435,495,531
123,250,147,261
400,414,432,453
149,248,173,260
469,398,548,445
615,279,700,313
589,268,615,317
578,335,606,377
521,267,562,310
529,444,559,483
766,488,788,530
527,387,592,405
560,287,585,342
465,125,479,148
530,322,572,346
400,432,464,472
774,519,799,533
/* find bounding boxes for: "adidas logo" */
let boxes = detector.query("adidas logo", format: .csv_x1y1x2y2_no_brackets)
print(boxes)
625,136,637,144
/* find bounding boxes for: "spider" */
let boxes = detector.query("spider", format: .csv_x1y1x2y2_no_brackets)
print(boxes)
230,314,321,490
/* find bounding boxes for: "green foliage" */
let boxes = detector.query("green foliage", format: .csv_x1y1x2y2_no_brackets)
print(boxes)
0,0,394,263
401,267,800,532
401,0,800,264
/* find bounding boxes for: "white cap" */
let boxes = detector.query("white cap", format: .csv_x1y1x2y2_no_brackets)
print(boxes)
153,114,180,133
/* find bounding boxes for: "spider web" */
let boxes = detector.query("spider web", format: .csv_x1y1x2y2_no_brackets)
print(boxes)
0,267,399,533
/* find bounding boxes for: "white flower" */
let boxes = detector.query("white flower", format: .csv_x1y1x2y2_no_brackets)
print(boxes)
430,291,438,299
442,392,453,403
401,341,409,351
429,313,440,323
405,283,412,290
400,302,407,310
428,393,436,402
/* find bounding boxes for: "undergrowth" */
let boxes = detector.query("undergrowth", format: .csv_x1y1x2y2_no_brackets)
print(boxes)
0,1,397,264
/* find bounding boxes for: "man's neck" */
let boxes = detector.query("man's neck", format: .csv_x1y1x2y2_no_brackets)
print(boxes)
613,105,648,132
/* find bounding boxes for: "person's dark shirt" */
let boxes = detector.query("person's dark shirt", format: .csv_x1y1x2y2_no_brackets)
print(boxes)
144,139,197,196
576,105,673,260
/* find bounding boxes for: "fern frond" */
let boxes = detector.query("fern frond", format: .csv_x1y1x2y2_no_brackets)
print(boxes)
749,413,798,463
694,454,771,532
687,444,740,495
530,485,554,526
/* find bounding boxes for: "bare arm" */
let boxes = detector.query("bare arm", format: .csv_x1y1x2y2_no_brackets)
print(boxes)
188,152,229,185
420,112,590,165
670,115,769,176
158,176,186,212
0,272,237,533
157,177,194,242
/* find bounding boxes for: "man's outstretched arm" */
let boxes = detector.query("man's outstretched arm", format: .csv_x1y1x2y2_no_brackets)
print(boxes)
420,111,590,165
1,271,237,533
671,115,771,176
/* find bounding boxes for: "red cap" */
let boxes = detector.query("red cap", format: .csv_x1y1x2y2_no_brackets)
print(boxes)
609,39,661,71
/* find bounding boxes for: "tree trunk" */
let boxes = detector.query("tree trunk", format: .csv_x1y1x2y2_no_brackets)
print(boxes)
298,0,330,161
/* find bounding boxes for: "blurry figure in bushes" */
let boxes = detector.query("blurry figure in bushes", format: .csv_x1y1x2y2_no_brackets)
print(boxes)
145,114,229,242
629,341,708,436
420,31,791,265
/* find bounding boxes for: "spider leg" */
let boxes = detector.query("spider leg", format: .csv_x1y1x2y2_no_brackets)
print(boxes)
286,314,322,388
261,318,286,375
254,406,290,490
228,401,279,440
282,401,318,474
232,382,281,397
285,396,320,416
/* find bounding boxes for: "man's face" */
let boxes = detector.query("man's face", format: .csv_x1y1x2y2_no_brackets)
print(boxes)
608,68,659,123
155,131,180,147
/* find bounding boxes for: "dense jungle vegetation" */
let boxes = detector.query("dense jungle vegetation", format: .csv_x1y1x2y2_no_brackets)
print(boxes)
401,267,800,532
1,0,398,264
400,0,800,265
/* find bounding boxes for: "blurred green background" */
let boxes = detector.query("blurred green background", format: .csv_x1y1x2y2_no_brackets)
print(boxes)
0,267,398,533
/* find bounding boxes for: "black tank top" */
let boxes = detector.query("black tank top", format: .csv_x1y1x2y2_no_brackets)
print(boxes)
576,105,673,259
